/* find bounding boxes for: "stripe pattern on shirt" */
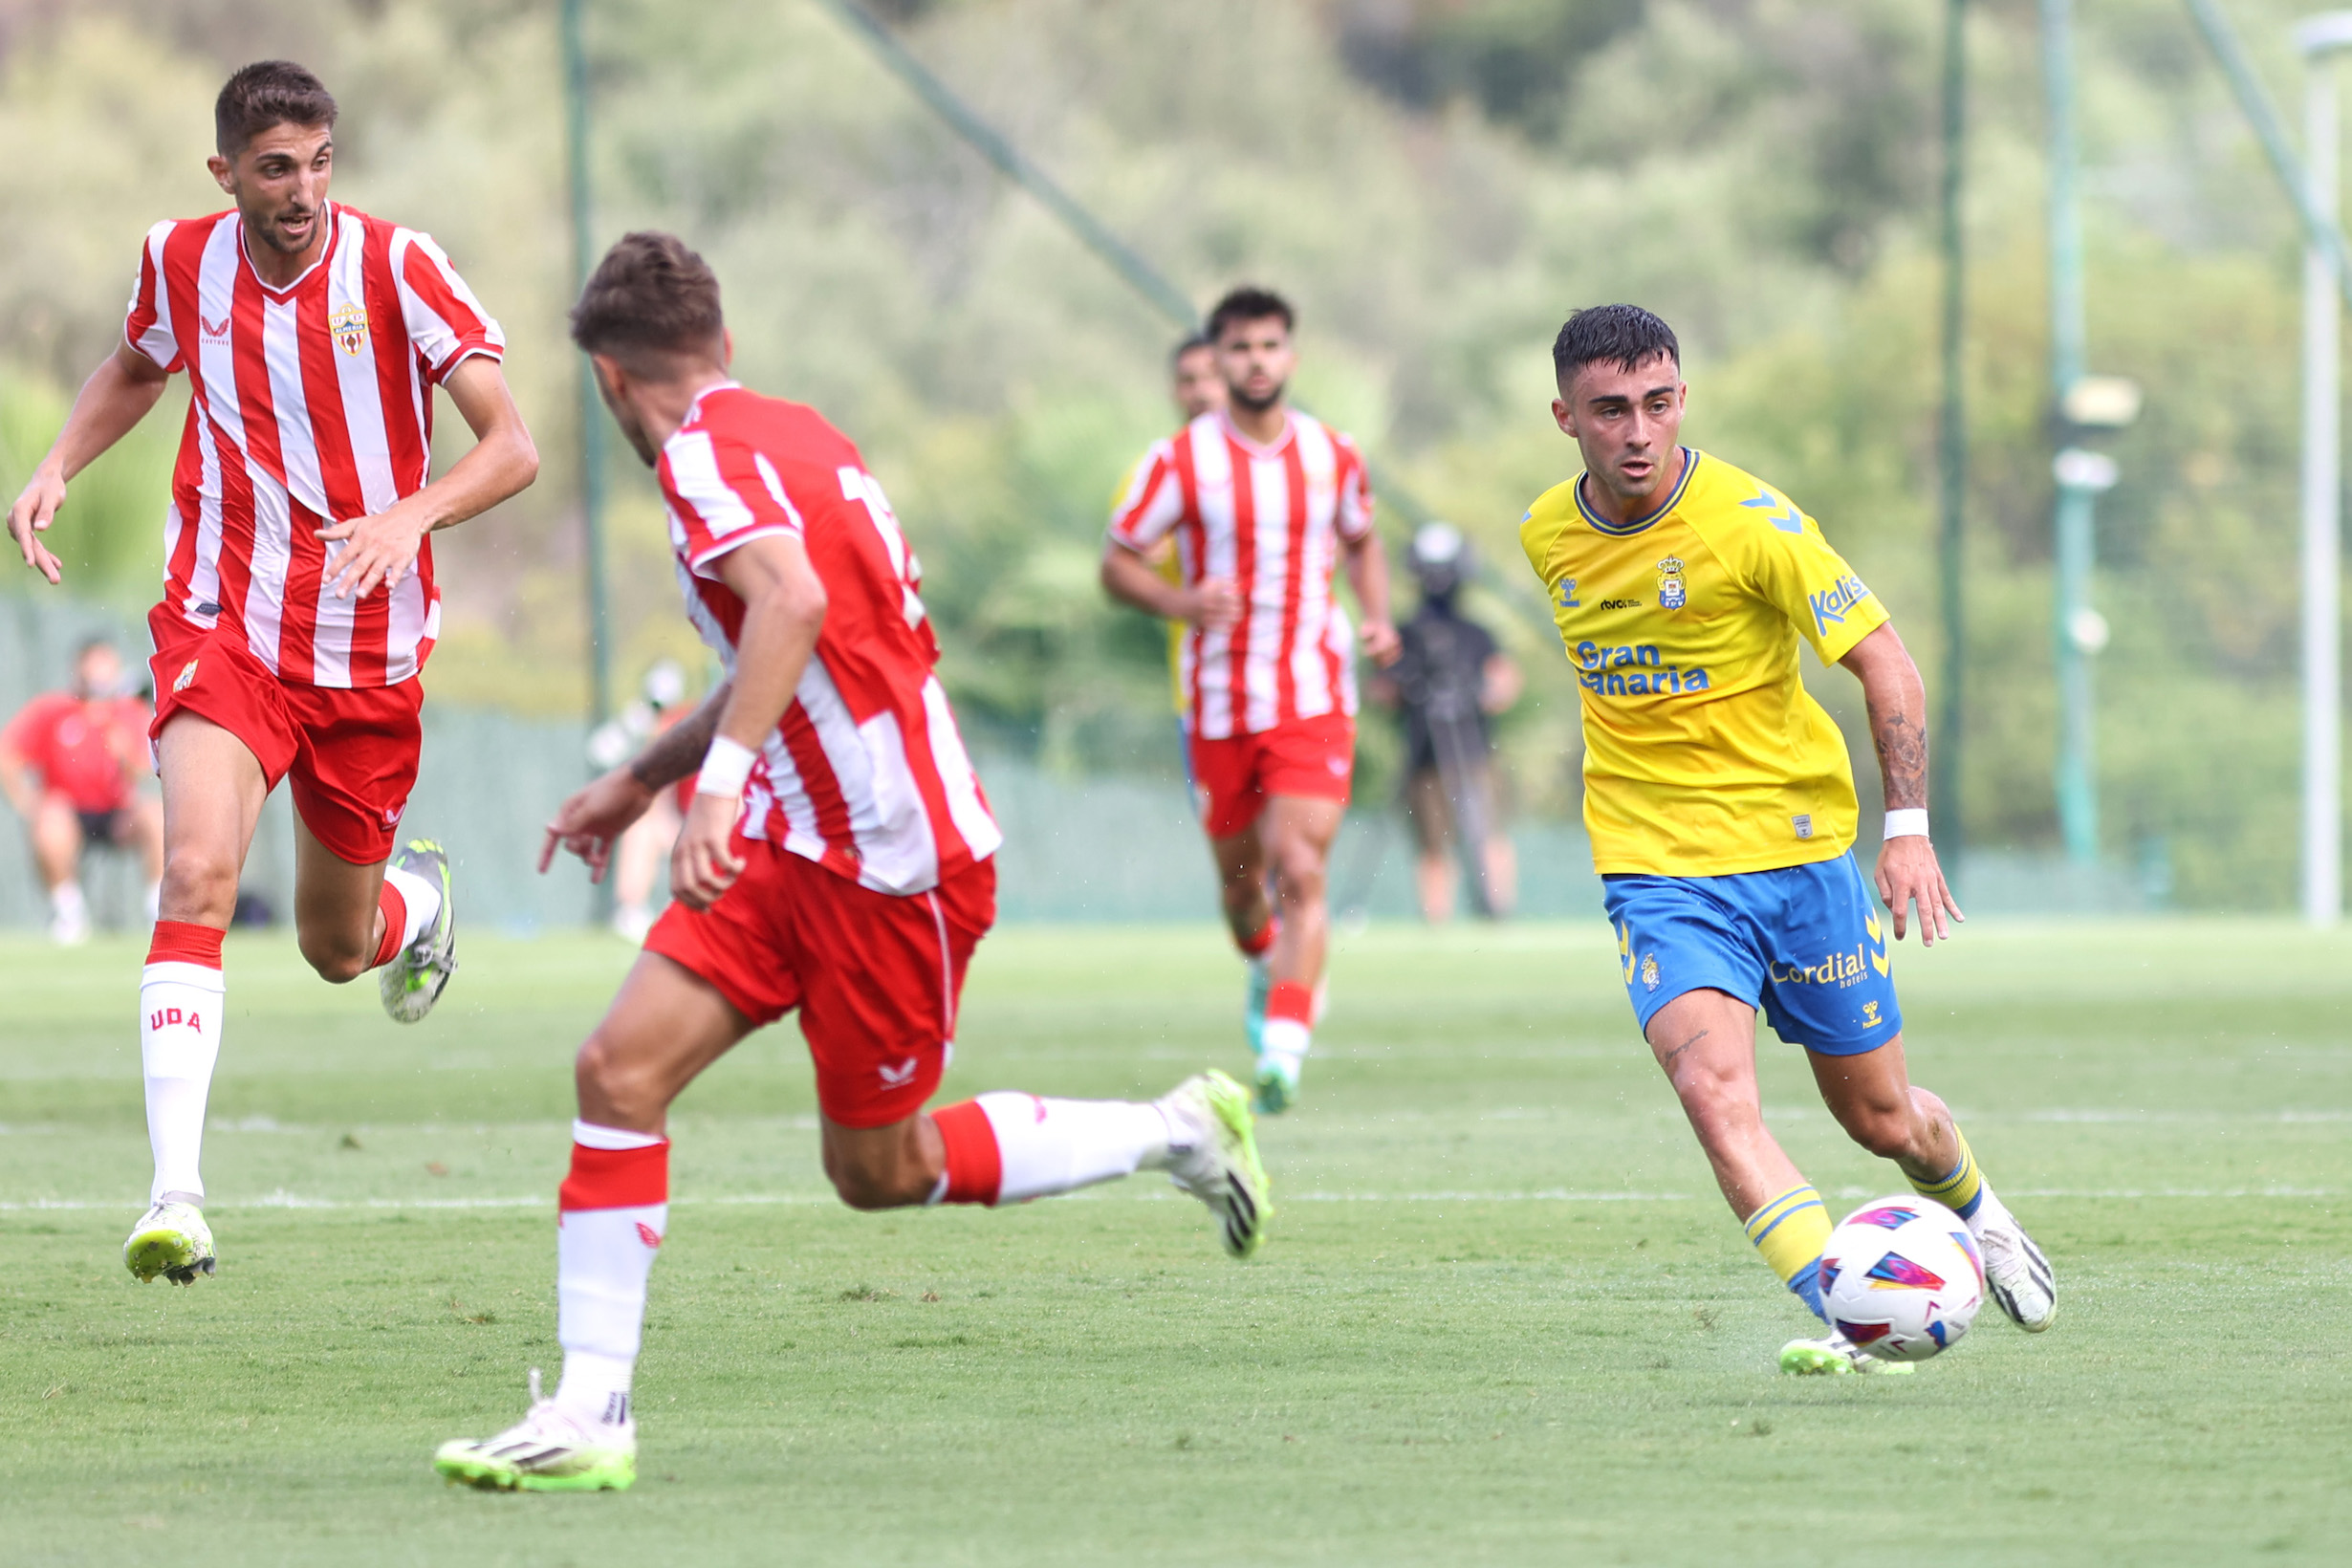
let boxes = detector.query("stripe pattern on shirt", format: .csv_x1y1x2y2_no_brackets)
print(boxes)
660,384,1000,898
125,205,502,687
1107,410,1372,739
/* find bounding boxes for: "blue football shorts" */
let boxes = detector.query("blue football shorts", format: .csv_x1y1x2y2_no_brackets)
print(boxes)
1601,852,1902,1056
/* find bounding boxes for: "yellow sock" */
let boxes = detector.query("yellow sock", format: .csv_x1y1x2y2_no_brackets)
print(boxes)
1908,1127,1986,1221
1744,1184,1832,1319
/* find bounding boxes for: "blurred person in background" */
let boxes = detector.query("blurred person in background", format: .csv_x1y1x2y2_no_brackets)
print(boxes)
1147,335,1228,763
586,659,692,942
0,637,163,943
1371,523,1520,922
1102,286,1400,1115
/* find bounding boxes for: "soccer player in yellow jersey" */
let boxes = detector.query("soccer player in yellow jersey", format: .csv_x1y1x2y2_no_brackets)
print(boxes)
1519,306,2055,1374
1157,335,1229,724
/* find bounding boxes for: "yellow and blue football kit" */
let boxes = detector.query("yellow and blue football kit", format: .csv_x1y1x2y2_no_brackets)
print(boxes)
1520,446,1899,1055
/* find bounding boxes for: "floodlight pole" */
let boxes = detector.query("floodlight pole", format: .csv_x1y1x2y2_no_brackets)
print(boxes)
2042,0,2101,867
2297,13,2352,927
1935,0,1969,878
562,0,615,730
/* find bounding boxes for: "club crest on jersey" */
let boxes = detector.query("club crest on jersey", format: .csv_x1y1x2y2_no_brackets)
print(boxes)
1640,952,1660,992
329,302,371,358
173,660,199,693
1654,556,1687,610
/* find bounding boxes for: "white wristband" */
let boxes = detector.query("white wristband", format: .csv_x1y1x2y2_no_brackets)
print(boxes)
695,736,757,799
1884,808,1930,841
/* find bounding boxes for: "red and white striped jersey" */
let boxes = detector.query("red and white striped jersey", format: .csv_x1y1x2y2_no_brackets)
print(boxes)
1108,410,1375,739
659,383,1001,897
123,204,505,686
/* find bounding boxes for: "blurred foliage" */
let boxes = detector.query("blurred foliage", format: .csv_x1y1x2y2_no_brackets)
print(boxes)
0,0,2339,905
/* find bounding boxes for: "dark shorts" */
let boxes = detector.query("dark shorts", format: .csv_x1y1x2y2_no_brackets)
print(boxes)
1601,852,1903,1056
75,808,132,844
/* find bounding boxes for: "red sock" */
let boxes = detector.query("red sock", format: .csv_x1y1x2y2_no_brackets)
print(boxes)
1236,919,1276,959
370,881,407,969
1267,981,1314,1026
147,919,225,968
559,1136,670,1211
930,1100,1003,1206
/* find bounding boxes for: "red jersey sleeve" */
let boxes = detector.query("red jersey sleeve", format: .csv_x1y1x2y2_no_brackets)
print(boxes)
122,221,183,373
1333,433,1375,542
659,428,807,576
390,228,506,384
1107,440,1185,550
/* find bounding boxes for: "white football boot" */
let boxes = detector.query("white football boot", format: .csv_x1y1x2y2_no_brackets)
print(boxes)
434,1370,637,1492
124,1199,215,1285
1975,1201,2057,1332
1158,1071,1274,1259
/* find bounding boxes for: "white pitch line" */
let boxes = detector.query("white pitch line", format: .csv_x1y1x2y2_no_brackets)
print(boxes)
4,1187,2341,1213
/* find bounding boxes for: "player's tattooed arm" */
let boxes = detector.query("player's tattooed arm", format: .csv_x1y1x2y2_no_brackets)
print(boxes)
629,683,730,793
1839,622,1963,945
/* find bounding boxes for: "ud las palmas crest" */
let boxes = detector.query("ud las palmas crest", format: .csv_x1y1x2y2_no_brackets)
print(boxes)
1655,555,1687,610
330,302,370,358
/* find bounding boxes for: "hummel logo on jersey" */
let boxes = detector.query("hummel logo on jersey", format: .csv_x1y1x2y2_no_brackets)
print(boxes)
1556,577,1580,610
879,1058,919,1087
202,313,229,338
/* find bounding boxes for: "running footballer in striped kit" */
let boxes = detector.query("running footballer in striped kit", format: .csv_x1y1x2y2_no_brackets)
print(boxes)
1101,288,1401,1115
434,233,1272,1492
4,62,538,1289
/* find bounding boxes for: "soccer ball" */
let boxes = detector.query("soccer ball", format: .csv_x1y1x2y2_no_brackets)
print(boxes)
1818,1197,1985,1362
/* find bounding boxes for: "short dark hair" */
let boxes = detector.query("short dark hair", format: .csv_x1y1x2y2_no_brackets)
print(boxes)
570,231,727,372
215,61,337,156
75,636,116,661
1170,333,1213,368
1206,286,1295,343
1551,305,1681,387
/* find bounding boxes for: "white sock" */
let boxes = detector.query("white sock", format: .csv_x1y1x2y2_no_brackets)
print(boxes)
1262,1015,1311,1073
974,1092,1180,1204
142,961,225,1204
383,862,441,948
53,882,86,922
555,1120,664,1426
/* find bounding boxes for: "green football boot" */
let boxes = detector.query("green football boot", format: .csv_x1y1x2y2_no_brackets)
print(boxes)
1160,1070,1274,1259
124,1199,215,1285
1779,1333,1916,1376
380,838,457,1024
435,1371,637,1492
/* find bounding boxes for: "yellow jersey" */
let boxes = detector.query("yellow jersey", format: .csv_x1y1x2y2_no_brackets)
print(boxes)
1518,447,1889,876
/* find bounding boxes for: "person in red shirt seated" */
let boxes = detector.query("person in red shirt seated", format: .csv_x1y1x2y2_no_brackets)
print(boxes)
0,639,163,943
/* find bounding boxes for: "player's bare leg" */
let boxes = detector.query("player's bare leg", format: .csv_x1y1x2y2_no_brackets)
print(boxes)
126,717,268,1282
439,951,1270,1492
1217,795,1340,1113
1810,1039,2054,1331
1644,987,1907,1373
123,792,165,921
29,794,89,942
282,784,454,1022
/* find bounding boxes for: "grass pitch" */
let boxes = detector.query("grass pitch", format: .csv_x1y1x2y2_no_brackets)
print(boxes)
3,917,2349,1566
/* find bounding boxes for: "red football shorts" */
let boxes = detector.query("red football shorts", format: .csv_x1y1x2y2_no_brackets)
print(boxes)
645,837,998,1128
1187,712,1355,839
147,610,424,866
